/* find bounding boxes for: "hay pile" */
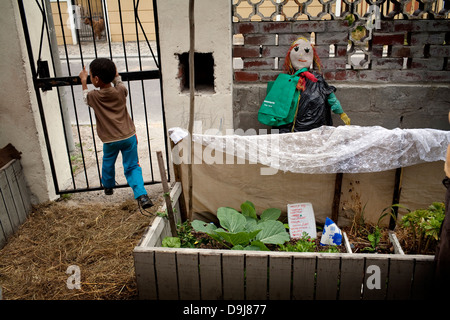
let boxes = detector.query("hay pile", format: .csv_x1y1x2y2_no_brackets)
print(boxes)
0,196,161,300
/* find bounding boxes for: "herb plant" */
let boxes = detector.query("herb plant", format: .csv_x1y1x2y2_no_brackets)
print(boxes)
401,202,445,254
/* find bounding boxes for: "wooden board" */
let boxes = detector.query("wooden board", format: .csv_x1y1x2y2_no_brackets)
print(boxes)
292,255,316,300
199,252,222,300
222,252,245,300
316,255,340,300
177,250,200,300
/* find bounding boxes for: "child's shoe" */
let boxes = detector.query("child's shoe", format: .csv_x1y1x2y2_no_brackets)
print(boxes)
104,188,114,195
138,194,153,209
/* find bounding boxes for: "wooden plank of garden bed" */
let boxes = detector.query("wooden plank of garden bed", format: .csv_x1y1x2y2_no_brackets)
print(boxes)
4,161,27,224
292,255,316,300
133,249,157,300
339,256,365,300
269,255,292,300
177,251,200,300
0,170,20,231
411,257,434,300
362,257,389,300
387,258,414,299
12,160,31,217
155,251,179,299
222,252,245,300
246,254,268,300
199,252,222,300
316,255,340,300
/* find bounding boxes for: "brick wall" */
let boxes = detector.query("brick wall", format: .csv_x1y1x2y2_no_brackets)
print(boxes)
232,20,450,131
233,20,450,84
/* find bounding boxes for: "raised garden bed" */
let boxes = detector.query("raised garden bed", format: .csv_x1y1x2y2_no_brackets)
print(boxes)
133,182,435,300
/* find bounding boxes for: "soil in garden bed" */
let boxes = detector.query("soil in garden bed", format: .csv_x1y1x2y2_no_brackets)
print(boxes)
342,226,394,254
394,227,438,255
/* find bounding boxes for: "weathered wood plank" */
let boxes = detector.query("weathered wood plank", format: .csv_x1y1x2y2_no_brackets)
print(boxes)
411,258,434,300
0,170,20,231
0,189,14,242
362,258,389,300
269,255,292,300
222,252,245,300
155,251,179,299
339,257,364,300
199,252,222,300
316,256,340,300
387,258,414,299
12,161,31,217
177,251,200,300
246,255,268,300
133,249,157,300
292,256,316,300
4,162,26,224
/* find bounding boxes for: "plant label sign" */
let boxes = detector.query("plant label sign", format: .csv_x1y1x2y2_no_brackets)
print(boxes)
287,203,317,239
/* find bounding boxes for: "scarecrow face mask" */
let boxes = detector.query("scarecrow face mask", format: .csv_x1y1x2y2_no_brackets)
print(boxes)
289,38,314,71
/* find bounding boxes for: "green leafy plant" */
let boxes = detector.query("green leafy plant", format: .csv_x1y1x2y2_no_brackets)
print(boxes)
401,202,445,254
278,232,315,252
360,204,403,253
162,220,199,248
191,201,290,251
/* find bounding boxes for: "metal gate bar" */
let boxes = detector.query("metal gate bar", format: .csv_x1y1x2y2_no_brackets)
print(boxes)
17,0,169,195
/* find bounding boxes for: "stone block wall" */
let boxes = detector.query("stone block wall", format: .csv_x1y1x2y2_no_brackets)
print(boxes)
232,19,450,131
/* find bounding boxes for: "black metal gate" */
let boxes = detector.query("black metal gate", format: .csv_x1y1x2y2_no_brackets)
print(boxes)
17,0,169,195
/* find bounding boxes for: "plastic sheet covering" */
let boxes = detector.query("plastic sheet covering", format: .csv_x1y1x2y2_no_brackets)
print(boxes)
171,126,450,174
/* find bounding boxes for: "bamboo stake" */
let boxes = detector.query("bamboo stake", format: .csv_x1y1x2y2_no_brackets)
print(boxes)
157,151,177,237
187,0,195,221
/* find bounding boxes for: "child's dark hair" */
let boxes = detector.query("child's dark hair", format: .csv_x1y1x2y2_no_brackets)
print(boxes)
89,58,116,84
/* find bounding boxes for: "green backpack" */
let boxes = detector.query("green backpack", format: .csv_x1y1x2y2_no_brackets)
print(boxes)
257,69,304,127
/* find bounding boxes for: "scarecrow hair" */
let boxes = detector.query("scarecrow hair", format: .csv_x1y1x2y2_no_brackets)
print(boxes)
283,37,322,75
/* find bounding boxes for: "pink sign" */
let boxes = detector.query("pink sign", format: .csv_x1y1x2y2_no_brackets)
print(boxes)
287,203,317,239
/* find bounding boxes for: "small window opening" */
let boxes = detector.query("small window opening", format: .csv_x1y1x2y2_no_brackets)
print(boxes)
178,52,215,93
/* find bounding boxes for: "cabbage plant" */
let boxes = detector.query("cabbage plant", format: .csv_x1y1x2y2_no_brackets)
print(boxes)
191,201,290,251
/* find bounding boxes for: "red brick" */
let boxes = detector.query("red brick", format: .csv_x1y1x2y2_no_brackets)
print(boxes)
261,22,291,33
320,58,347,70
262,46,289,58
372,33,405,45
372,58,404,70
324,20,350,32
234,71,259,82
424,71,450,82
429,45,450,57
245,34,277,46
391,46,411,58
233,46,260,58
410,58,444,71
293,21,326,33
260,71,280,82
336,45,348,57
243,58,274,70
234,22,258,34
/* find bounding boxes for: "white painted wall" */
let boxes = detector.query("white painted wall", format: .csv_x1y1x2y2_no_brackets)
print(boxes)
0,0,70,203
156,0,233,134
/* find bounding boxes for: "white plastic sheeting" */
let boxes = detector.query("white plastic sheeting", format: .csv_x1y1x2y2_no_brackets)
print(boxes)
170,126,450,174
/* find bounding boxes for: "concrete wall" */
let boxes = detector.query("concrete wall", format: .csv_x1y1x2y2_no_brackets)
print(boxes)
0,0,70,203
157,0,233,133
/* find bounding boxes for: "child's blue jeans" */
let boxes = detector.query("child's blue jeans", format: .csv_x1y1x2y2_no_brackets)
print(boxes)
101,135,147,199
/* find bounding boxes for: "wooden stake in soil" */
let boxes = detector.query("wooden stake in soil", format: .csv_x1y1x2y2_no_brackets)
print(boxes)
187,0,195,221
157,151,177,237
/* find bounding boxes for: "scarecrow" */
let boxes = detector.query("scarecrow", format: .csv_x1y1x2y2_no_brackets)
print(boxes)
258,37,350,133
